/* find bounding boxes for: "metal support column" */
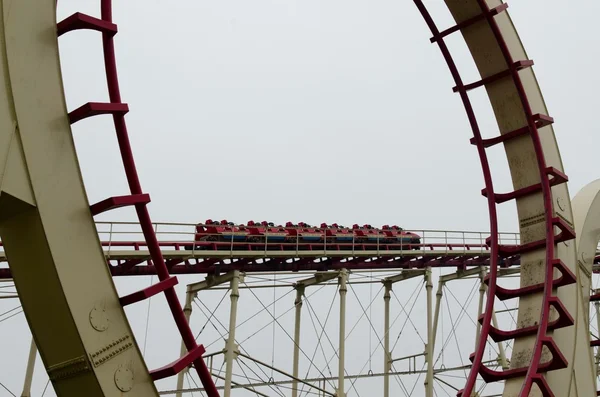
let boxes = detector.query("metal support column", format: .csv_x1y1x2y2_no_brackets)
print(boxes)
225,270,241,397
292,285,305,397
431,278,444,353
595,301,600,373
424,267,434,397
383,280,392,397
491,311,509,369
176,287,197,397
478,267,509,369
20,338,37,397
475,267,486,347
337,269,348,397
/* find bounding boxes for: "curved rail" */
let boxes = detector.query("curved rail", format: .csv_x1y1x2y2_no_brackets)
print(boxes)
0,0,162,394
572,179,600,392
56,2,219,395
412,4,502,395
413,1,587,396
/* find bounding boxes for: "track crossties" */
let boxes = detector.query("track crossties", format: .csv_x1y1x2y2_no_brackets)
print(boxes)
413,1,591,396
57,2,219,395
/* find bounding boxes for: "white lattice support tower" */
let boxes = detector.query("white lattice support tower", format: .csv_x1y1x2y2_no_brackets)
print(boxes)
291,271,339,397
381,269,426,397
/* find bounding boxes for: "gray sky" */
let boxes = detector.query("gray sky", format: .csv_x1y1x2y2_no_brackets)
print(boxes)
2,0,600,396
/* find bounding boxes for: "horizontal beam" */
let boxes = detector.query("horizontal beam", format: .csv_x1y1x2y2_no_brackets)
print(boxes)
1,252,599,279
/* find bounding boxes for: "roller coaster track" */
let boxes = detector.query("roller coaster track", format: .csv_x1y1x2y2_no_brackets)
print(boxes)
413,1,594,397
0,0,594,396
57,2,219,395
1,224,600,278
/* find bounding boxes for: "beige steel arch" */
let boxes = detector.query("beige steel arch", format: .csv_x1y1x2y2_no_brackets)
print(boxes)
572,180,600,311
0,1,595,397
572,180,600,341
0,0,159,396
415,1,596,396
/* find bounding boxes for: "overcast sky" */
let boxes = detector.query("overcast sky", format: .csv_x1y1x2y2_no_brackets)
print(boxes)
2,0,600,396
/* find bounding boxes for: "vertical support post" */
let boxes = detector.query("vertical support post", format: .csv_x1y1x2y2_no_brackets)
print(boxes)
431,278,444,354
176,287,196,397
492,311,509,369
20,338,37,397
478,267,509,369
292,285,305,397
383,280,392,397
337,269,348,397
595,301,600,373
424,267,434,397
475,267,486,348
225,270,241,397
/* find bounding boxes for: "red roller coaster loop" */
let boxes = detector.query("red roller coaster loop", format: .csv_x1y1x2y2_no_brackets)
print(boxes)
413,1,575,397
412,1,500,395
56,2,220,395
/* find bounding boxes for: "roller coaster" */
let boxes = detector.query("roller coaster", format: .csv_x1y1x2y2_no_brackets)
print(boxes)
189,220,422,250
0,0,598,396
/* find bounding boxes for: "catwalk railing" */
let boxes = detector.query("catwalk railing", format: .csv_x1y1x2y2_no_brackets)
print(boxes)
0,221,598,278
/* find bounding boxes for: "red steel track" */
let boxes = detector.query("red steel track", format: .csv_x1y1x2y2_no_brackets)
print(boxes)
3,236,598,278
414,2,575,397
55,3,219,395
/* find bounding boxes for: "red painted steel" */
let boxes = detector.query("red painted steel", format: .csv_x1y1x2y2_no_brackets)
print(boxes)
57,12,117,37
488,259,575,300
413,1,575,396
430,4,508,43
119,276,179,306
68,102,129,124
89,194,151,216
470,113,554,148
476,1,574,394
56,2,220,394
97,1,219,394
412,2,503,396
150,344,206,381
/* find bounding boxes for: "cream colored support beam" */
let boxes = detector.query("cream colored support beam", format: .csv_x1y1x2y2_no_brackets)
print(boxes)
431,278,444,357
291,271,338,397
477,267,509,369
424,267,434,397
224,270,242,397
337,269,348,397
175,288,196,397
491,311,509,370
291,286,304,397
188,271,242,293
0,0,157,394
20,338,36,397
475,267,486,349
383,281,391,397
431,266,482,354
595,302,600,375
379,270,426,397
175,270,241,396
